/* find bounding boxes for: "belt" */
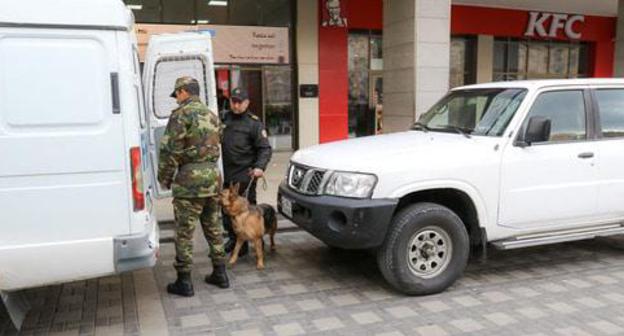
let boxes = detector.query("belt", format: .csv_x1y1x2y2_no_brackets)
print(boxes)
180,161,218,170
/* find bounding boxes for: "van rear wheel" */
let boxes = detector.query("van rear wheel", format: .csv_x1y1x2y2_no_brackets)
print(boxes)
377,203,469,295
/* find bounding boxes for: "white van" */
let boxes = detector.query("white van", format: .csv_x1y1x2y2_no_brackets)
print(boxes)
0,0,217,327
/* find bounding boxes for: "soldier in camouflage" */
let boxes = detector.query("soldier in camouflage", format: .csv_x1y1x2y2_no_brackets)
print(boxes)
159,76,230,297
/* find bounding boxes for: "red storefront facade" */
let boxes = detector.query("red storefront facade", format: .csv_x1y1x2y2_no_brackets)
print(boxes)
316,1,617,144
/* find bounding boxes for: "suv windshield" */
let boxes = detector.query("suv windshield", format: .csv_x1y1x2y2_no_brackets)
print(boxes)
415,88,527,137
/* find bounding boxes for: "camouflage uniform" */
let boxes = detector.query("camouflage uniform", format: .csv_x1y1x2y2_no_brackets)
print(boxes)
158,77,226,273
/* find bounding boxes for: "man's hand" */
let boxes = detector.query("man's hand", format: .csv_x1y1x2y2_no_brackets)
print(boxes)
249,168,264,178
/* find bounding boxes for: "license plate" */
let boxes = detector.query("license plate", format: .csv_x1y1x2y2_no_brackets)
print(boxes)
281,196,293,218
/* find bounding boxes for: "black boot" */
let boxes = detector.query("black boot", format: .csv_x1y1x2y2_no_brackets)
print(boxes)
205,264,230,289
167,272,194,297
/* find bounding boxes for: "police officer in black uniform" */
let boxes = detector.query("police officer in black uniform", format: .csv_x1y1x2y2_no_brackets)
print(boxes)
221,87,272,255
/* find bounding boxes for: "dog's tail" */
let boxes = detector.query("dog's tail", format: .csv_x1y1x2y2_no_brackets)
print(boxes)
259,204,278,234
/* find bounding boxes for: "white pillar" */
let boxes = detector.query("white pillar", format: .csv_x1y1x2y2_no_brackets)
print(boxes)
296,0,320,148
476,35,494,83
383,0,451,132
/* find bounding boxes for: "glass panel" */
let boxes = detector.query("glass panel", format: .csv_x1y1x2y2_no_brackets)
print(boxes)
549,45,569,76
494,40,506,73
527,42,548,76
507,41,521,73
596,90,624,138
264,66,293,149
348,34,370,137
569,45,580,76
162,0,195,24
370,35,383,70
578,44,589,76
196,0,229,24
527,91,586,142
229,0,261,26
229,67,263,120
450,38,466,88
418,89,528,137
372,76,383,134
153,57,207,118
261,0,292,26
517,41,527,73
125,0,161,23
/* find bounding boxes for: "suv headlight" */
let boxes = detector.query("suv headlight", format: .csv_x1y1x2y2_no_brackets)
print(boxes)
324,172,377,198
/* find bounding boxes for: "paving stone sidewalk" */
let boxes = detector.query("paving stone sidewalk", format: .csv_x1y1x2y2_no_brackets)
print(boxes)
5,229,624,335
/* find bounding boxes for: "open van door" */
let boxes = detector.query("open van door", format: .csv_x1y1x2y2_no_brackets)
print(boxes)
142,32,218,198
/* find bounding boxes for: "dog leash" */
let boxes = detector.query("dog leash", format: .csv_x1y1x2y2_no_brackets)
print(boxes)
243,176,268,199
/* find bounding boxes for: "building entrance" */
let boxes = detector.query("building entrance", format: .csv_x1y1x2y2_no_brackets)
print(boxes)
216,65,294,150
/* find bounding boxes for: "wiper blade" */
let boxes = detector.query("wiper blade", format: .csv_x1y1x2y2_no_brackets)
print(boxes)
411,122,430,133
448,126,472,138
430,126,472,138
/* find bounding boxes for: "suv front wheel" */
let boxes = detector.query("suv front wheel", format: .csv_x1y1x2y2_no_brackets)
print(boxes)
377,202,469,295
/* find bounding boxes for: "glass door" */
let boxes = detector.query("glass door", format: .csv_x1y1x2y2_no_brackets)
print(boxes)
230,66,264,120
348,32,382,137
215,65,294,150
370,73,383,135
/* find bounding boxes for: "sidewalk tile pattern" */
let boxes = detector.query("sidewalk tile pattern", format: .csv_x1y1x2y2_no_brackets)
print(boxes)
4,232,624,335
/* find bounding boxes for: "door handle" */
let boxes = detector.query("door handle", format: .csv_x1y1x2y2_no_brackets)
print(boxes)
578,152,594,159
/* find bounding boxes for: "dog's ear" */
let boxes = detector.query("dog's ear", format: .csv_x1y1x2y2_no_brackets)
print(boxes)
232,182,240,195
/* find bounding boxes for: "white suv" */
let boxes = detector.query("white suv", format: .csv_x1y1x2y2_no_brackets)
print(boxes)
278,79,624,295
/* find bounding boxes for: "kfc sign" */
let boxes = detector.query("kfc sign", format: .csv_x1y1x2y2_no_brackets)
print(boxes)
524,12,585,39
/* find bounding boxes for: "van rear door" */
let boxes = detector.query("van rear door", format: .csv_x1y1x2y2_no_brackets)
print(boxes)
0,28,130,291
142,32,218,198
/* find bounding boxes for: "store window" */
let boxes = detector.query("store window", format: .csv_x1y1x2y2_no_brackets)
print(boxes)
348,31,383,138
450,36,476,88
494,38,589,81
124,0,293,26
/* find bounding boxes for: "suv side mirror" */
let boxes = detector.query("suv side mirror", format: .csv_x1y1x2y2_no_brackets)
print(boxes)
517,116,551,147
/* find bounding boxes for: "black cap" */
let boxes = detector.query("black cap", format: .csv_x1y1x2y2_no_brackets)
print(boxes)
230,87,249,101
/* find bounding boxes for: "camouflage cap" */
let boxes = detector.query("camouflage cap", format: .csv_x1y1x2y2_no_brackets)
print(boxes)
170,76,199,98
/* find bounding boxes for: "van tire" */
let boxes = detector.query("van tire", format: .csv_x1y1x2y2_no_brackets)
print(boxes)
377,202,469,295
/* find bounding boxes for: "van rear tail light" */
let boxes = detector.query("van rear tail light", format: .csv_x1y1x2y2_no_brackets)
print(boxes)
130,147,145,211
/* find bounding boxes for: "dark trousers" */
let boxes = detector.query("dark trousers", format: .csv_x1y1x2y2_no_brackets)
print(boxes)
223,178,257,240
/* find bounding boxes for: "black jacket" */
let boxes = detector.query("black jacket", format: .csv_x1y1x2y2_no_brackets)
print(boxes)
221,110,272,183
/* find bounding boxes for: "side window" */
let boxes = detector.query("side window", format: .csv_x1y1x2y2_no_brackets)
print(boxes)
526,90,586,143
153,56,207,119
595,89,624,138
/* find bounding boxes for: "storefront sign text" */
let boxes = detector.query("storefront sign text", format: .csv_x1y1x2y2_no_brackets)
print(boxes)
136,24,290,64
525,12,585,39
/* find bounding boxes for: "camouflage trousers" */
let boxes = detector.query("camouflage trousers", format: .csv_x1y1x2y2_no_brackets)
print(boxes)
172,196,226,273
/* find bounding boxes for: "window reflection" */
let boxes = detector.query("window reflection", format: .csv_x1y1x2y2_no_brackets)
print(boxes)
123,0,292,27
450,36,476,88
494,38,588,80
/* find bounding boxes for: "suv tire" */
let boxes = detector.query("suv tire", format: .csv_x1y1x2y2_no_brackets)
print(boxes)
377,202,469,295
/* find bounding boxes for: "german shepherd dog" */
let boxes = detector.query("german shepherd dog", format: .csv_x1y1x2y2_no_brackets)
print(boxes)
220,183,278,270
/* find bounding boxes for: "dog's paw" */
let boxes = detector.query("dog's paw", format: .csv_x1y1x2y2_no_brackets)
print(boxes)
256,264,265,270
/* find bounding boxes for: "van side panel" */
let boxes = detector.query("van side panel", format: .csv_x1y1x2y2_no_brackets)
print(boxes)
0,29,130,290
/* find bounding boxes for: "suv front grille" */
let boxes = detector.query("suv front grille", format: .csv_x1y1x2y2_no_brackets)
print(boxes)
288,164,327,195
